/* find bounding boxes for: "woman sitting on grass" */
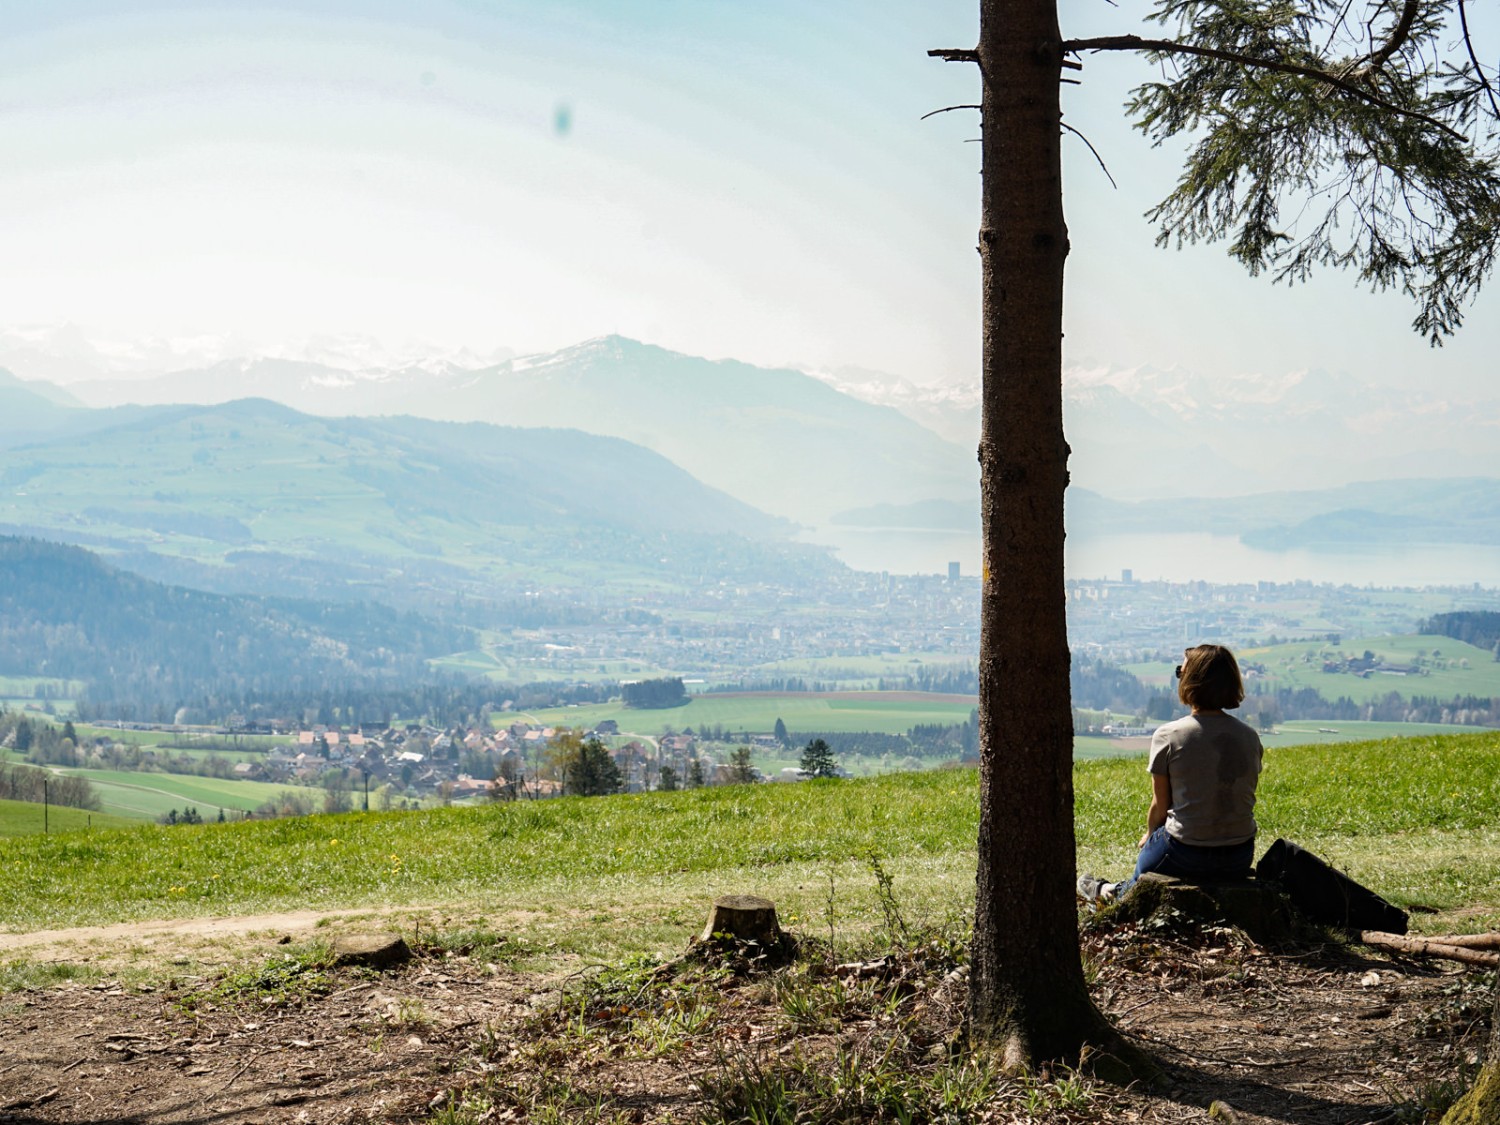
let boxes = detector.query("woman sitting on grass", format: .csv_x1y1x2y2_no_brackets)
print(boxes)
1078,643,1263,904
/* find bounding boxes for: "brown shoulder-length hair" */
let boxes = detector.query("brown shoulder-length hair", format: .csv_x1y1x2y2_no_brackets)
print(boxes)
1176,644,1245,711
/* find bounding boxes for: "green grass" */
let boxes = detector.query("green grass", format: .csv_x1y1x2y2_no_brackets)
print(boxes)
1128,634,1500,704
515,692,977,738
2,730,1500,948
0,771,979,933
50,769,306,821
0,798,135,836
433,647,673,684
1266,719,1474,744
70,724,282,754
1074,730,1500,918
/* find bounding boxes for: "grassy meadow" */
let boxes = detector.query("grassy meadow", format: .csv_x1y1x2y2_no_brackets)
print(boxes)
0,798,135,837
71,725,282,755
516,691,977,738
1128,634,1500,703
4,731,1500,962
51,769,297,820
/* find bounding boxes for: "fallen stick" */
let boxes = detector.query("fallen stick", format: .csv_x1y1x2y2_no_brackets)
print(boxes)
1419,932,1500,950
1358,931,1500,966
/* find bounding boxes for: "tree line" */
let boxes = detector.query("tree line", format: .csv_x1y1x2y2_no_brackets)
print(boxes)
0,761,100,811
621,677,688,709
1420,612,1500,656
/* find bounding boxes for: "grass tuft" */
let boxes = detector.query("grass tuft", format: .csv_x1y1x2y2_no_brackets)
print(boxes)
186,940,337,1008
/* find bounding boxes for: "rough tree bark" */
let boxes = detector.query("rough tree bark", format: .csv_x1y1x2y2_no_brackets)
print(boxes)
964,0,1143,1074
1441,983,1500,1124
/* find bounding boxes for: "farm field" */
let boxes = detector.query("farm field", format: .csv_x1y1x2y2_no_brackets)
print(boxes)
432,647,675,684
52,768,307,821
72,725,282,754
746,651,974,688
515,691,977,738
1128,634,1500,703
0,798,135,837
3,730,1499,943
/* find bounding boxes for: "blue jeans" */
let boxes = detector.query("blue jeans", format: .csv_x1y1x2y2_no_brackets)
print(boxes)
1119,827,1254,894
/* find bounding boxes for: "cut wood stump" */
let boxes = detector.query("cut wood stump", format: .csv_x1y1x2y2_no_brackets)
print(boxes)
700,894,781,944
1113,873,1296,944
331,933,412,970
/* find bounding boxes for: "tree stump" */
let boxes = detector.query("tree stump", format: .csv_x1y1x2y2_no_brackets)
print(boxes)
1112,873,1296,945
700,894,781,944
331,933,412,970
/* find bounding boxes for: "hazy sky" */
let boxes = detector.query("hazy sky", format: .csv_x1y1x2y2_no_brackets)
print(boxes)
3,2,1497,394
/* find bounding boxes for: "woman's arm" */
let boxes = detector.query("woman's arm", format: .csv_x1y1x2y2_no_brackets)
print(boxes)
1138,773,1172,849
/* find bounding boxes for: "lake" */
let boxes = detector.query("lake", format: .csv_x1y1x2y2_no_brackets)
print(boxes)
805,526,1500,589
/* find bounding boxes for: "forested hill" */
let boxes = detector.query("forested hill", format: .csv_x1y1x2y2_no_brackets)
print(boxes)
1421,611,1500,652
0,537,472,707
0,397,831,610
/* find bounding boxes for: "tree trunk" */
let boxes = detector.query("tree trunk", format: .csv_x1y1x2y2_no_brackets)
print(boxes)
1441,982,1500,1124
966,0,1146,1076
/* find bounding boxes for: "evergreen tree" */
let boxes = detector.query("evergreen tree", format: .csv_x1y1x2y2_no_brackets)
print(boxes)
799,738,838,779
686,755,706,789
658,764,679,792
729,745,757,784
773,717,789,746
935,0,1500,1076
562,735,624,797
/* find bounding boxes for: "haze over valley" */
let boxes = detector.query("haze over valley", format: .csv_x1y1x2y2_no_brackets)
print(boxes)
5,328,1500,587
4,326,1500,731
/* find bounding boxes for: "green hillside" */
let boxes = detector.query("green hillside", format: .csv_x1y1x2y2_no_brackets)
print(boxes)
2,730,1499,939
51,769,299,821
0,398,828,610
0,536,470,704
0,798,134,837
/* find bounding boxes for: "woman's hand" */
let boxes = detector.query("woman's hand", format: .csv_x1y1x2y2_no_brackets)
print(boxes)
1137,831,1151,849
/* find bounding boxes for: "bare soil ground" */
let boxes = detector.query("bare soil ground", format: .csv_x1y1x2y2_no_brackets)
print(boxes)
0,911,1490,1125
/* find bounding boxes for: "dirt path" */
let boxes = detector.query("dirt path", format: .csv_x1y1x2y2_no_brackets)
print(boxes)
0,951,535,1124
0,906,424,958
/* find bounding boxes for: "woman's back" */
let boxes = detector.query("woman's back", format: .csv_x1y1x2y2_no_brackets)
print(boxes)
1148,711,1262,848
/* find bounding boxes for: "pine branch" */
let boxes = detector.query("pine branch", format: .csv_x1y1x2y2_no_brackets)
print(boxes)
1457,0,1500,123
921,104,981,121
1063,34,1465,141
1361,0,1420,72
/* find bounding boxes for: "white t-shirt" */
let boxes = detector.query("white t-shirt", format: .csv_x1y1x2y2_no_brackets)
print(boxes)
1147,711,1263,847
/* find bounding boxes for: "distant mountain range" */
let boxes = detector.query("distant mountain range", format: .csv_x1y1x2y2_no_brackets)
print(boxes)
5,327,1499,556
36,336,973,525
0,395,841,611
815,360,1500,500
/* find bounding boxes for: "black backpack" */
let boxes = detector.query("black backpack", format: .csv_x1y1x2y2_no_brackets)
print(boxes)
1255,838,1408,935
